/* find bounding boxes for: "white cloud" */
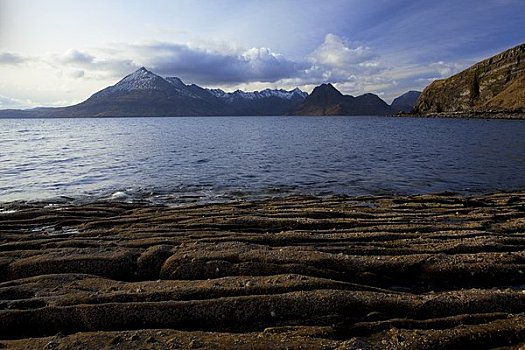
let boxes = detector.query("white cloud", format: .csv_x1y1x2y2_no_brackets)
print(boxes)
49,49,136,79
428,61,466,77
0,33,474,107
61,49,95,64
126,42,305,84
310,34,377,68
0,94,35,109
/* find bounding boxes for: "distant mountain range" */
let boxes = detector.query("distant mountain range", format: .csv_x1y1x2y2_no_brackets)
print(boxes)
0,67,417,118
414,43,525,115
2,42,524,118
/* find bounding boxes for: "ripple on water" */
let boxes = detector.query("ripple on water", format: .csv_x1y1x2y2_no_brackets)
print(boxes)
0,116,524,203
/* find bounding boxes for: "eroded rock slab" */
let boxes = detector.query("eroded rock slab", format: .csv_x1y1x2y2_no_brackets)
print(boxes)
1,192,525,348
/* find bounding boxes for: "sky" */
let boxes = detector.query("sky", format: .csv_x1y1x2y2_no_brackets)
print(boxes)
0,0,524,109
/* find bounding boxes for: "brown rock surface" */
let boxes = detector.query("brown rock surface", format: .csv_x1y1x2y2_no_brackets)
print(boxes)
1,192,525,348
414,43,525,116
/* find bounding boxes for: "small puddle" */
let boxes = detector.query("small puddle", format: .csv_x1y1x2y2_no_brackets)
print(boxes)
30,225,80,236
0,209,17,214
356,201,378,209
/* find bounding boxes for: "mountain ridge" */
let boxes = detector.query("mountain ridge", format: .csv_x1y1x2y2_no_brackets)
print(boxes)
0,68,312,117
0,68,398,117
414,43,525,115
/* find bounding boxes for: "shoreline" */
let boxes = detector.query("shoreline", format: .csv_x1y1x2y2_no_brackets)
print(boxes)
1,191,524,348
397,111,525,120
1,112,525,119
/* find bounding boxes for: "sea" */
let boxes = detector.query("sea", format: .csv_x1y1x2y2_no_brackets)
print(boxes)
1,116,524,204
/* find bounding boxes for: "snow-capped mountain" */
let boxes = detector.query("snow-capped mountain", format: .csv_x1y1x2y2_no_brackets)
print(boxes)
93,67,307,106
0,67,395,117
207,86,308,115
92,67,175,98
17,67,308,117
208,88,307,102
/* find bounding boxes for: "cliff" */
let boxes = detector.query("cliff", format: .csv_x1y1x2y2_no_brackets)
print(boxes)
414,43,525,114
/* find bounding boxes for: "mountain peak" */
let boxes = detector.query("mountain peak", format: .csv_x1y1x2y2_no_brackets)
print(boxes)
75,67,311,116
127,66,157,79
291,82,393,116
108,67,172,93
311,83,343,97
307,83,344,105
208,88,307,102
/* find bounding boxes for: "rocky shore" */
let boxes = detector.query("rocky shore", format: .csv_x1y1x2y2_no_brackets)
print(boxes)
396,111,525,120
1,192,524,349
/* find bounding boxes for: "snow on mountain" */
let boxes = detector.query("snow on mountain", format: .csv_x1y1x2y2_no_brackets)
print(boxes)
92,67,307,103
165,76,186,88
90,67,175,99
109,67,173,92
208,89,227,98
207,87,307,103
164,77,204,98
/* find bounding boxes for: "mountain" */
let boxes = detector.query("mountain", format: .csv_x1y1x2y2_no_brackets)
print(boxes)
290,83,393,116
0,68,307,117
391,91,421,113
52,68,231,117
208,88,307,115
414,43,525,115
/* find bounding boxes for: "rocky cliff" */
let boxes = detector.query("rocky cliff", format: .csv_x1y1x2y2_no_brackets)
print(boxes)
414,43,525,114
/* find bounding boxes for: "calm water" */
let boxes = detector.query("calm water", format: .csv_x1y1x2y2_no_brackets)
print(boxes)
1,116,524,204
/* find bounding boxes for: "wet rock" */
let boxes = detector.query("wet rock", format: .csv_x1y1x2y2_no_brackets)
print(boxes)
0,192,524,349
44,341,59,349
189,338,204,348
110,335,123,345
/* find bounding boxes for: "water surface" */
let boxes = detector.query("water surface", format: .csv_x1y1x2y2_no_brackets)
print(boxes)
1,116,524,203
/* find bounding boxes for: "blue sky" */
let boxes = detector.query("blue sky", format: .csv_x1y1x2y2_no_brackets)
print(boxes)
0,0,523,108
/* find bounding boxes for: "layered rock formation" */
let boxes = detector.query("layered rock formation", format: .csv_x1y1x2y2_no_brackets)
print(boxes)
1,192,525,348
414,43,525,115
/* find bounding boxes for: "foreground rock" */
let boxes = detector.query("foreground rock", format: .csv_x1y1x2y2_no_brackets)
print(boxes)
0,192,524,349
414,42,525,116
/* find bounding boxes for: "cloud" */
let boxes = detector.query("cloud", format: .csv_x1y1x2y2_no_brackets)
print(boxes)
47,49,137,79
428,61,466,77
310,34,377,68
306,34,386,83
19,44,304,85
0,52,26,65
1,33,470,106
0,35,395,93
61,49,95,64
65,69,85,79
128,42,306,84
0,94,33,109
